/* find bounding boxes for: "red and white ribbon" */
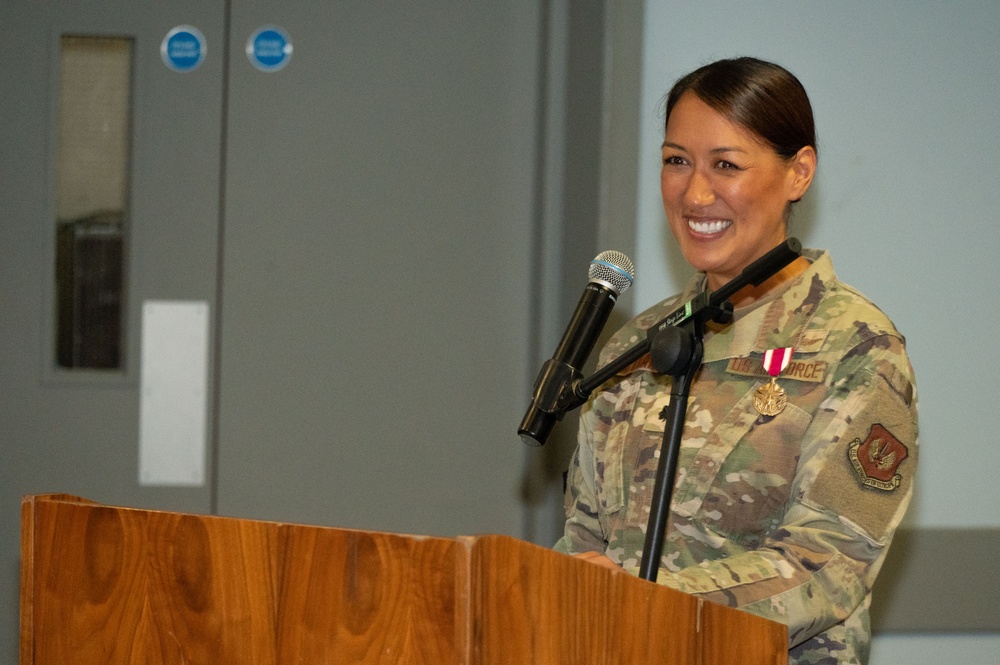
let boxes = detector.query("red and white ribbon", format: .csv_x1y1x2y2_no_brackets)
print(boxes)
762,347,794,377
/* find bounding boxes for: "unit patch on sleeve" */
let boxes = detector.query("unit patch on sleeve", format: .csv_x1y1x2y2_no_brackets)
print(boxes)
848,424,908,491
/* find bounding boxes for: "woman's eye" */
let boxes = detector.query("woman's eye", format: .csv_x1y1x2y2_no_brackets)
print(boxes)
662,155,686,166
716,160,741,170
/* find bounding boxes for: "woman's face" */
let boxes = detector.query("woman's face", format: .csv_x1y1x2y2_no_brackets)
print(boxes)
660,92,815,290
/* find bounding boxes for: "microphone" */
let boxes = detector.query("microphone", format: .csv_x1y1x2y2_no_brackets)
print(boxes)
518,251,635,446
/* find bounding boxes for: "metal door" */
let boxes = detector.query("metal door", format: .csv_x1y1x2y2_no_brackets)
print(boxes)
215,2,540,536
0,2,226,660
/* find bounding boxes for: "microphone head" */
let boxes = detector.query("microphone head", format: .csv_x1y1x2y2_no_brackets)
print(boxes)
589,251,635,296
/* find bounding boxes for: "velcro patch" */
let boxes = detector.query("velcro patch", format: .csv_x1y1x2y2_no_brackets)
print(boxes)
848,424,909,491
727,356,828,383
802,373,917,545
795,329,829,353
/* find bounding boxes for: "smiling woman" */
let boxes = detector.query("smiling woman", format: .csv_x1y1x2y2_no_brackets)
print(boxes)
660,58,816,295
554,57,919,665
660,92,815,293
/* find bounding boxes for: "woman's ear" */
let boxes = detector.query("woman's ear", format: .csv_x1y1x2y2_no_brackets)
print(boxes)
788,145,817,202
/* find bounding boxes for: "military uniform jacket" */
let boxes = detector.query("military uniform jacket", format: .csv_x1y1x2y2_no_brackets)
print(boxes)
555,250,918,665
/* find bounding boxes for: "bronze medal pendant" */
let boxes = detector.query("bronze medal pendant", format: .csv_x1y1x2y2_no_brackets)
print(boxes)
754,347,794,416
754,377,787,416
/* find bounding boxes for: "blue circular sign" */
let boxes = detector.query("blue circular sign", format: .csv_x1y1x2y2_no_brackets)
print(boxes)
161,26,206,73
247,26,293,72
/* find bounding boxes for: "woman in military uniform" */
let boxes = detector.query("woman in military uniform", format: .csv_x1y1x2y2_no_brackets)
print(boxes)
555,57,918,665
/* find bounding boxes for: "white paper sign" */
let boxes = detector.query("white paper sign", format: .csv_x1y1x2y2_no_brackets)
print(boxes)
139,300,209,486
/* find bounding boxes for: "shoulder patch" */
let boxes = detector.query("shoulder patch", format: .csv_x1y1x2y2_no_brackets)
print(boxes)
801,372,917,545
848,424,909,491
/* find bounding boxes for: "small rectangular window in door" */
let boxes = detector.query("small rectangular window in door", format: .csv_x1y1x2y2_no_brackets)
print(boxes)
54,35,133,370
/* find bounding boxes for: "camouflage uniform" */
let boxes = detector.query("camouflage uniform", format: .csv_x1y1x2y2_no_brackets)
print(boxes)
555,250,918,664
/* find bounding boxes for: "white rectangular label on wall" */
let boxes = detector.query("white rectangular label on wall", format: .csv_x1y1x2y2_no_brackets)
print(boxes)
139,300,209,486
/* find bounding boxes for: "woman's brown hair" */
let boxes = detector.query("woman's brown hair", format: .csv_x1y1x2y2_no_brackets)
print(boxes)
665,57,817,161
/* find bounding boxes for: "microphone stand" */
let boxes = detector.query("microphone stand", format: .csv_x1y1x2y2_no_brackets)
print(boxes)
563,238,803,582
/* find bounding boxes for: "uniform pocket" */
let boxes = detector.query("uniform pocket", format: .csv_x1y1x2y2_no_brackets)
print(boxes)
591,375,642,521
692,384,814,548
596,419,627,515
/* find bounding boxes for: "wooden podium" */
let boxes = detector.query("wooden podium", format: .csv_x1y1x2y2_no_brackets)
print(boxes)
20,494,787,664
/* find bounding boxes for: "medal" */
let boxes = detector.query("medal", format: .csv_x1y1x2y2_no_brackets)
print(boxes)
753,347,793,416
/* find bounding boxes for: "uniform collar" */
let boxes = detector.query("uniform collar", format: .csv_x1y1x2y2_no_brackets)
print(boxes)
699,249,833,362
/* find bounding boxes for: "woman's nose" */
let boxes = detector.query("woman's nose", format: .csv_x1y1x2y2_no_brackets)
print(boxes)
683,170,715,209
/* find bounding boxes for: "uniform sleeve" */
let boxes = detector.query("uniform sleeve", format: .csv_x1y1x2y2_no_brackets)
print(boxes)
639,334,918,648
553,399,607,555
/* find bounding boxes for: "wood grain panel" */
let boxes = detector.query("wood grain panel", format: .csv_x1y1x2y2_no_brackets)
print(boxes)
470,534,786,665
29,499,278,664
22,495,786,664
699,599,789,665
23,496,469,664
273,524,466,663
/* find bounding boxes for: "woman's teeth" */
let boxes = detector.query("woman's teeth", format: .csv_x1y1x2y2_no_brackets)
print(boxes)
688,219,732,234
